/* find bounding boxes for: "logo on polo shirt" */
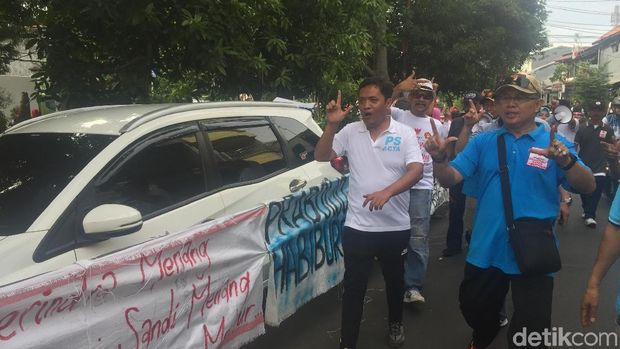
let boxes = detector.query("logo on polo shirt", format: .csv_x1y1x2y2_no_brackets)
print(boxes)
383,136,401,152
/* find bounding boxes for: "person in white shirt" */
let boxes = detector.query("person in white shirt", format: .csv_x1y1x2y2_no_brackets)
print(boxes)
390,78,437,304
315,76,424,349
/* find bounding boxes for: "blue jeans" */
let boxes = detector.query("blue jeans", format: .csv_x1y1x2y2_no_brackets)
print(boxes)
404,189,432,291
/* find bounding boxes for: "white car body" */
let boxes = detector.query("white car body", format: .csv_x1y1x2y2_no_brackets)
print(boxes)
0,102,341,286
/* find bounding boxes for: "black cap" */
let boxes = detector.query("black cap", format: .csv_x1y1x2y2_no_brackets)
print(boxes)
463,91,483,105
590,101,604,112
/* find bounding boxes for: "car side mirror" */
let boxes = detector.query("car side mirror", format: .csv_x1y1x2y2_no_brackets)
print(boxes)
83,204,143,238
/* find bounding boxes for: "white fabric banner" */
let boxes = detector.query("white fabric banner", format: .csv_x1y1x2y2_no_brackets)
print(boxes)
0,206,268,349
264,177,348,325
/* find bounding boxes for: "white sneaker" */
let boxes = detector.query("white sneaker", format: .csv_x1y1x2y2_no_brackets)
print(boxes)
403,289,425,303
585,218,597,228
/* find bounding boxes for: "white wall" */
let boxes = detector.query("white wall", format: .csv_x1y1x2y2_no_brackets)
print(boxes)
599,43,620,85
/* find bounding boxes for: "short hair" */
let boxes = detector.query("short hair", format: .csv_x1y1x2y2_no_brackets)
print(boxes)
558,99,571,109
359,76,394,100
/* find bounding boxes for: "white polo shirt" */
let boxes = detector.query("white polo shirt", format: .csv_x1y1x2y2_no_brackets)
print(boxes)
390,107,434,190
333,118,423,232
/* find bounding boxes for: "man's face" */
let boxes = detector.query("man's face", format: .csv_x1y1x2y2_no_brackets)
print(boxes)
590,109,604,122
495,90,543,129
551,99,559,110
358,85,391,130
481,100,496,116
408,89,434,116
613,104,620,114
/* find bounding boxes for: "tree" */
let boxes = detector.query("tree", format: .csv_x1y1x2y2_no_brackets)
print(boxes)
572,62,610,107
385,0,548,95
4,0,548,109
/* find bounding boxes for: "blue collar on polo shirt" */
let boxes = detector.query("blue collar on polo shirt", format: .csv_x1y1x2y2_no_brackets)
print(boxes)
496,122,546,140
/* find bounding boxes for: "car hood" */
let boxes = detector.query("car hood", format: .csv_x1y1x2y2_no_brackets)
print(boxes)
0,231,73,287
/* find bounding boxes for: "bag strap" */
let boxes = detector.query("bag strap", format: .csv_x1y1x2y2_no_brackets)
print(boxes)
497,135,515,229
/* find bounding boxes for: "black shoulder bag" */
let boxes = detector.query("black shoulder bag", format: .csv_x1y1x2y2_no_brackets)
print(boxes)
497,135,562,275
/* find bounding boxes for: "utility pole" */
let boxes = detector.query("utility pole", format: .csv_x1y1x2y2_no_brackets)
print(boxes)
612,5,620,26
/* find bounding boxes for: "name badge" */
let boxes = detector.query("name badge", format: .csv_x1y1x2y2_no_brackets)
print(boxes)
600,130,607,138
527,153,548,170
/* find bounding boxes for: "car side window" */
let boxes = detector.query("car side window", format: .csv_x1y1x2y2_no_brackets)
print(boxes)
270,116,319,167
207,125,286,186
94,131,206,217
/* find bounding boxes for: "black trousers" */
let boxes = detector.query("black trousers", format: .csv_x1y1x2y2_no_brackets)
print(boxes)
446,181,466,251
580,175,607,220
459,263,553,349
340,226,410,349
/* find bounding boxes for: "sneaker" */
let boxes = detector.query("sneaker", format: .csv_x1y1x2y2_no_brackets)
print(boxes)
403,289,425,303
499,317,509,327
441,247,462,257
585,218,597,228
387,321,405,348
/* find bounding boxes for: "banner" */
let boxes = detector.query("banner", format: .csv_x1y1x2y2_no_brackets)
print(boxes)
0,206,268,349
264,177,348,325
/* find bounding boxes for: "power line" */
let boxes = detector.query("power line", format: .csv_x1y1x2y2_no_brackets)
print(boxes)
547,5,611,15
548,20,613,27
546,24,608,34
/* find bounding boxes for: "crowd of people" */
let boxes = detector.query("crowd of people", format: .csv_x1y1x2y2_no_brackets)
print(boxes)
315,72,620,349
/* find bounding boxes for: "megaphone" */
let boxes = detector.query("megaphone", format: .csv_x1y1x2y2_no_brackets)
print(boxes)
553,105,573,124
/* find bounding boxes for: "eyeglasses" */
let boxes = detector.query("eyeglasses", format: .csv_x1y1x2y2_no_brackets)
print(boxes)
411,92,434,100
495,95,539,103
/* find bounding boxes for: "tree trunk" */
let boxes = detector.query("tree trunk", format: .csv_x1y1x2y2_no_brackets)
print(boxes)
374,11,389,79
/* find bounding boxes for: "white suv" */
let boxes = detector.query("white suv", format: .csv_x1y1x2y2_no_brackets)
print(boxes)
0,102,341,286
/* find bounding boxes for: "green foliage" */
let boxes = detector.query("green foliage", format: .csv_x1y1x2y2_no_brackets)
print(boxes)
386,0,548,95
550,63,570,82
572,63,610,108
0,88,12,132
3,0,547,113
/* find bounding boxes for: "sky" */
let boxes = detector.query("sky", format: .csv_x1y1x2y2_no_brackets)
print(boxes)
545,0,620,48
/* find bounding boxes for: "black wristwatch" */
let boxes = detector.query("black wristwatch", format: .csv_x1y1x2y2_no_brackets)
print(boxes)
560,154,577,171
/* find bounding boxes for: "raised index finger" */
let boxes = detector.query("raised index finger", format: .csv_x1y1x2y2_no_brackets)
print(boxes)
468,99,476,113
550,124,557,144
336,90,342,107
430,118,439,135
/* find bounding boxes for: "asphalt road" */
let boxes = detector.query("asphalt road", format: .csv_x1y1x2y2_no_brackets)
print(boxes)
244,195,620,349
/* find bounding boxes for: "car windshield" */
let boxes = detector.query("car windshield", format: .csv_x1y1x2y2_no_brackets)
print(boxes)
0,133,117,236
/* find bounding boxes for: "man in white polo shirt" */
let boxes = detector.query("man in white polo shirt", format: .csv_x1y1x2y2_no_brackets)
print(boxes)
390,78,436,304
315,76,424,349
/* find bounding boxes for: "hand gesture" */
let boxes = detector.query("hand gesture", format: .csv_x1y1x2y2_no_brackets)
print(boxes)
600,139,620,161
463,99,483,127
326,90,352,125
395,71,417,92
424,118,458,161
529,125,572,166
581,286,599,327
362,190,391,211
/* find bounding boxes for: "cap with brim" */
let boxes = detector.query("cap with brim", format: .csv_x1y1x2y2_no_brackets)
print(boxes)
463,91,483,104
591,101,604,111
415,79,434,93
495,73,542,97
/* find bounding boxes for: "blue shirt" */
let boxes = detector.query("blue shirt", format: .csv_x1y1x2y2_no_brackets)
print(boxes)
609,187,620,315
451,124,583,274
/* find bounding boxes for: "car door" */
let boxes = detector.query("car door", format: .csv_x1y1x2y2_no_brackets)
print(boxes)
202,117,310,215
268,115,343,187
73,122,227,261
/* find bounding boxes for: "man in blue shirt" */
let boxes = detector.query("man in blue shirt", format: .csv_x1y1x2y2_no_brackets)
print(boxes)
581,140,620,328
426,73,595,349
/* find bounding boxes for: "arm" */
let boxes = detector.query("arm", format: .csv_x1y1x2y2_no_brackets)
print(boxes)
315,91,352,162
315,122,339,161
581,222,620,326
362,162,423,211
425,118,462,187
455,100,483,154
530,126,595,194
601,138,620,180
392,72,417,100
